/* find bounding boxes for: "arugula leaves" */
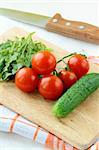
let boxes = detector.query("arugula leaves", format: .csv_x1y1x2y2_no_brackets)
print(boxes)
0,33,51,81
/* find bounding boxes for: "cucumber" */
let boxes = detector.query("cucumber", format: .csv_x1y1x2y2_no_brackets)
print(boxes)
53,73,99,118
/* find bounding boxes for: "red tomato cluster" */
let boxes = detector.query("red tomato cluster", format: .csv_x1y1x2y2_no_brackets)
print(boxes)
15,51,89,100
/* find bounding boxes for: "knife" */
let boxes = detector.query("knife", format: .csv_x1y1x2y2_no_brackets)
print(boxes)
0,8,99,44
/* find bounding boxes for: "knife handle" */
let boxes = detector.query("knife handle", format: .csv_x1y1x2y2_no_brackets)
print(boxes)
46,13,99,44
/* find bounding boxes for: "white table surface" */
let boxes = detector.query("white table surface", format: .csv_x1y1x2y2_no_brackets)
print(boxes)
0,1,99,150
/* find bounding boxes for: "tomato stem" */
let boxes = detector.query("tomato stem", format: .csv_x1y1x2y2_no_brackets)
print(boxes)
80,53,87,58
62,59,67,65
53,70,59,76
57,53,76,64
65,64,71,71
38,74,43,78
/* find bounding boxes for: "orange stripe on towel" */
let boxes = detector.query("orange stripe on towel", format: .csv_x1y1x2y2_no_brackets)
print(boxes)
63,143,66,150
96,141,99,150
33,126,40,141
46,133,54,149
57,139,60,149
9,114,19,132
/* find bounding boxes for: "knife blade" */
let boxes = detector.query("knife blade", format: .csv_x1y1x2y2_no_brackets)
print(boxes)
0,8,50,28
0,8,99,44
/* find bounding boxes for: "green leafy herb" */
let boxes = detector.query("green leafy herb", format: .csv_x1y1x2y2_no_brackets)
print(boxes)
0,33,51,81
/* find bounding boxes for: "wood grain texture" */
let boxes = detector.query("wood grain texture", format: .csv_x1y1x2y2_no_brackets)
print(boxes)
46,13,99,44
0,27,99,150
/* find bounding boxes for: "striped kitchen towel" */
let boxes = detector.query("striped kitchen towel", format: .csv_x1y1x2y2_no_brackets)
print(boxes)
0,56,99,150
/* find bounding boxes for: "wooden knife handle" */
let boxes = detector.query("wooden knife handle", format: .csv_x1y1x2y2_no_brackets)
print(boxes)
46,13,99,44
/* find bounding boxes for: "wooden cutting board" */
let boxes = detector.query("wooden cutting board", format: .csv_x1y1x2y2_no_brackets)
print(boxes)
0,27,99,150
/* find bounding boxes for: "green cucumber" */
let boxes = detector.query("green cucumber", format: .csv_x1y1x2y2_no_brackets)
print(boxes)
53,73,99,118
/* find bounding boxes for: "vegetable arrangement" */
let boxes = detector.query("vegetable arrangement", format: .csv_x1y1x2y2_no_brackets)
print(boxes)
0,34,99,118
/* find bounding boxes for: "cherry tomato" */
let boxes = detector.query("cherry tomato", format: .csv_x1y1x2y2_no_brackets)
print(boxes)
59,70,77,90
15,67,38,92
38,75,63,100
32,51,56,75
68,54,89,79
